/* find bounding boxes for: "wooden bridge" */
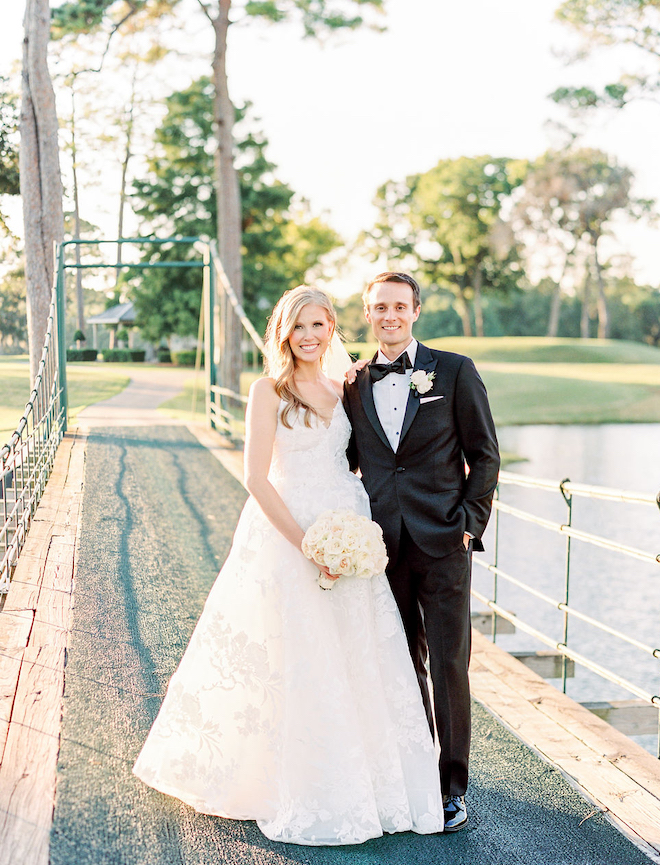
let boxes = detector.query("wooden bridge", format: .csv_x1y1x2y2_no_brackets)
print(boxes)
1,370,660,865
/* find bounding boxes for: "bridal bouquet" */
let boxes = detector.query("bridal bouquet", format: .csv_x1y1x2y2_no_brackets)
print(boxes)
302,509,388,590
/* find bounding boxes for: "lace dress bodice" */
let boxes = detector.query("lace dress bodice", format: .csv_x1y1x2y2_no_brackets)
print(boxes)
268,400,369,531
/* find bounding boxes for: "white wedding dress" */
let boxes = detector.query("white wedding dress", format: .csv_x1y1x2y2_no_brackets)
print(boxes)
133,399,443,845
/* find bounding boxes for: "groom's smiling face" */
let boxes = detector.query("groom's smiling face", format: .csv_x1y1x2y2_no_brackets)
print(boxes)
364,281,421,360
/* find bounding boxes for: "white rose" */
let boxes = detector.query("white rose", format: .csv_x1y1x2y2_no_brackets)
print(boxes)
410,370,434,394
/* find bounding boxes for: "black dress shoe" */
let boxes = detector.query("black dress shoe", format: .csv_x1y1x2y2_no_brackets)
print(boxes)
443,795,467,832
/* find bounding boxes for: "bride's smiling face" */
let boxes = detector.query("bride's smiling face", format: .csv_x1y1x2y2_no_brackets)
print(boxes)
288,304,334,365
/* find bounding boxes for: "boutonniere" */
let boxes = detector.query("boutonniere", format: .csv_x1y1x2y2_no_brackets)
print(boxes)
409,370,436,395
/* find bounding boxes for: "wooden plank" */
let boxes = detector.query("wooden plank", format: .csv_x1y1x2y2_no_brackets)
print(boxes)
0,645,66,865
1,558,45,613
471,667,660,857
30,502,63,523
0,427,86,865
473,632,660,799
0,611,34,762
471,632,660,859
511,650,575,679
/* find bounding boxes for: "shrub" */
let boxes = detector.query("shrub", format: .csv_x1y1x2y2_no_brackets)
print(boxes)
130,350,146,362
172,349,203,367
101,349,132,362
73,329,86,344
66,348,98,362
157,347,172,364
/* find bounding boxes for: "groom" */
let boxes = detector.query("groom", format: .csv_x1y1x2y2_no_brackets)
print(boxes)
343,272,500,832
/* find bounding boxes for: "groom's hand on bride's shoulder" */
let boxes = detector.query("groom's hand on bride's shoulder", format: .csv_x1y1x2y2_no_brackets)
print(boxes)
345,358,370,385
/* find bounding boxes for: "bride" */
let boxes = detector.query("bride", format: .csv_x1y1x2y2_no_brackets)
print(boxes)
133,286,444,845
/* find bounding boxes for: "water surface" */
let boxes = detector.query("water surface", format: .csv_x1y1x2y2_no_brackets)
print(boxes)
475,424,660,752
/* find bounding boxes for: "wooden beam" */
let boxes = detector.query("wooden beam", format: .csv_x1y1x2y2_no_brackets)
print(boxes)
0,428,86,865
511,650,575,679
470,631,660,862
471,610,516,635
582,701,659,738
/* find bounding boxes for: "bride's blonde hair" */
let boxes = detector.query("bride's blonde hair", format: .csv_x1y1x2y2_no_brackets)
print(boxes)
264,285,337,429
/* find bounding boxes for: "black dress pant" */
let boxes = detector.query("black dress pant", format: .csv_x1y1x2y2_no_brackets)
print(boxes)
387,522,472,798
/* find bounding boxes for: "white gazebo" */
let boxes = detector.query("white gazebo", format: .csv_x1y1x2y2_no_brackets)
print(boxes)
86,302,136,349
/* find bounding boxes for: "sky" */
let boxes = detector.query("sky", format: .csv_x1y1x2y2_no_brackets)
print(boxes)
2,0,659,296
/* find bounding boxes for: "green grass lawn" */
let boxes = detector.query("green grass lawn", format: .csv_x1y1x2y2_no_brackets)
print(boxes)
345,336,660,364
157,375,207,421
480,363,660,425
158,350,660,426
342,338,660,425
158,372,254,437
3,336,660,436
0,357,130,439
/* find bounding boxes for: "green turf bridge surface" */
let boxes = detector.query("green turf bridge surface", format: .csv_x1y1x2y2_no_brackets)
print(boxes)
49,425,650,865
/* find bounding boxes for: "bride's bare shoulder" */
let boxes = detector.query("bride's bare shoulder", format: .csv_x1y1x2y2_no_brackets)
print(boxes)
249,377,280,408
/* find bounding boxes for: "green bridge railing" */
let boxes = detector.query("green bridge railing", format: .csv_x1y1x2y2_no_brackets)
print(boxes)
1,252,67,593
0,236,221,595
54,236,263,443
203,240,264,440
473,472,660,756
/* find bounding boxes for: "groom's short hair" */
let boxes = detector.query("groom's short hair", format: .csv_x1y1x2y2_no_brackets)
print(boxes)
363,272,421,309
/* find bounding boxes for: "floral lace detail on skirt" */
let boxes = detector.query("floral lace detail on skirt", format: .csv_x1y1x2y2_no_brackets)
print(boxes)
133,401,443,844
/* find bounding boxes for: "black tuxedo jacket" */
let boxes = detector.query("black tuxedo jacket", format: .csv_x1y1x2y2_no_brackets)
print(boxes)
343,342,500,562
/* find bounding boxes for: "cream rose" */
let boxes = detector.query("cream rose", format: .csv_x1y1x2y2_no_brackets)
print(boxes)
301,509,388,590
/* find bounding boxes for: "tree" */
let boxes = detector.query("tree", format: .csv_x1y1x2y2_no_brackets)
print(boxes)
52,0,385,395
21,0,65,383
66,77,87,336
512,151,585,336
552,0,660,110
0,77,20,235
513,148,653,338
129,77,340,344
562,149,650,338
364,156,527,337
0,265,28,353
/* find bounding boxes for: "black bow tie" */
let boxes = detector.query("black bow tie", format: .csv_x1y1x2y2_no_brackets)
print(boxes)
369,354,412,382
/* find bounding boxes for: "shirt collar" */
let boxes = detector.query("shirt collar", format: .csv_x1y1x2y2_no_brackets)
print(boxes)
376,338,418,366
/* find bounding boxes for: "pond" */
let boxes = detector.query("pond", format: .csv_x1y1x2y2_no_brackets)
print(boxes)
475,424,660,754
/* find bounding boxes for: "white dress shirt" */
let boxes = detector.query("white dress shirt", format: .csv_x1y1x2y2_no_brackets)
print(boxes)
372,339,417,452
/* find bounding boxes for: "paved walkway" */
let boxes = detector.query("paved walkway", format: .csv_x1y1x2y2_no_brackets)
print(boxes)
2,369,658,864
77,365,197,428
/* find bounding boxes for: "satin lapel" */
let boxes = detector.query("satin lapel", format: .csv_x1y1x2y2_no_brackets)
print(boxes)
357,361,392,451
399,343,439,445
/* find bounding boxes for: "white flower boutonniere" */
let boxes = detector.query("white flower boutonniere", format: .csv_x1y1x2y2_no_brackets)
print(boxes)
409,370,436,395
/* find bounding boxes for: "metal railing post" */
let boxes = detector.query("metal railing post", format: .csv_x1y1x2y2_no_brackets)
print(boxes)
55,244,68,433
559,478,573,694
491,486,500,642
202,245,213,430
208,252,217,430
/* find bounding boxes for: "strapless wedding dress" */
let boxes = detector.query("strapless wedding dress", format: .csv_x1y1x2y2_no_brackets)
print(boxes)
133,400,443,844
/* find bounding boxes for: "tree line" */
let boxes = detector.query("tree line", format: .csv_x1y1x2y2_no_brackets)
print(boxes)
1,0,659,365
